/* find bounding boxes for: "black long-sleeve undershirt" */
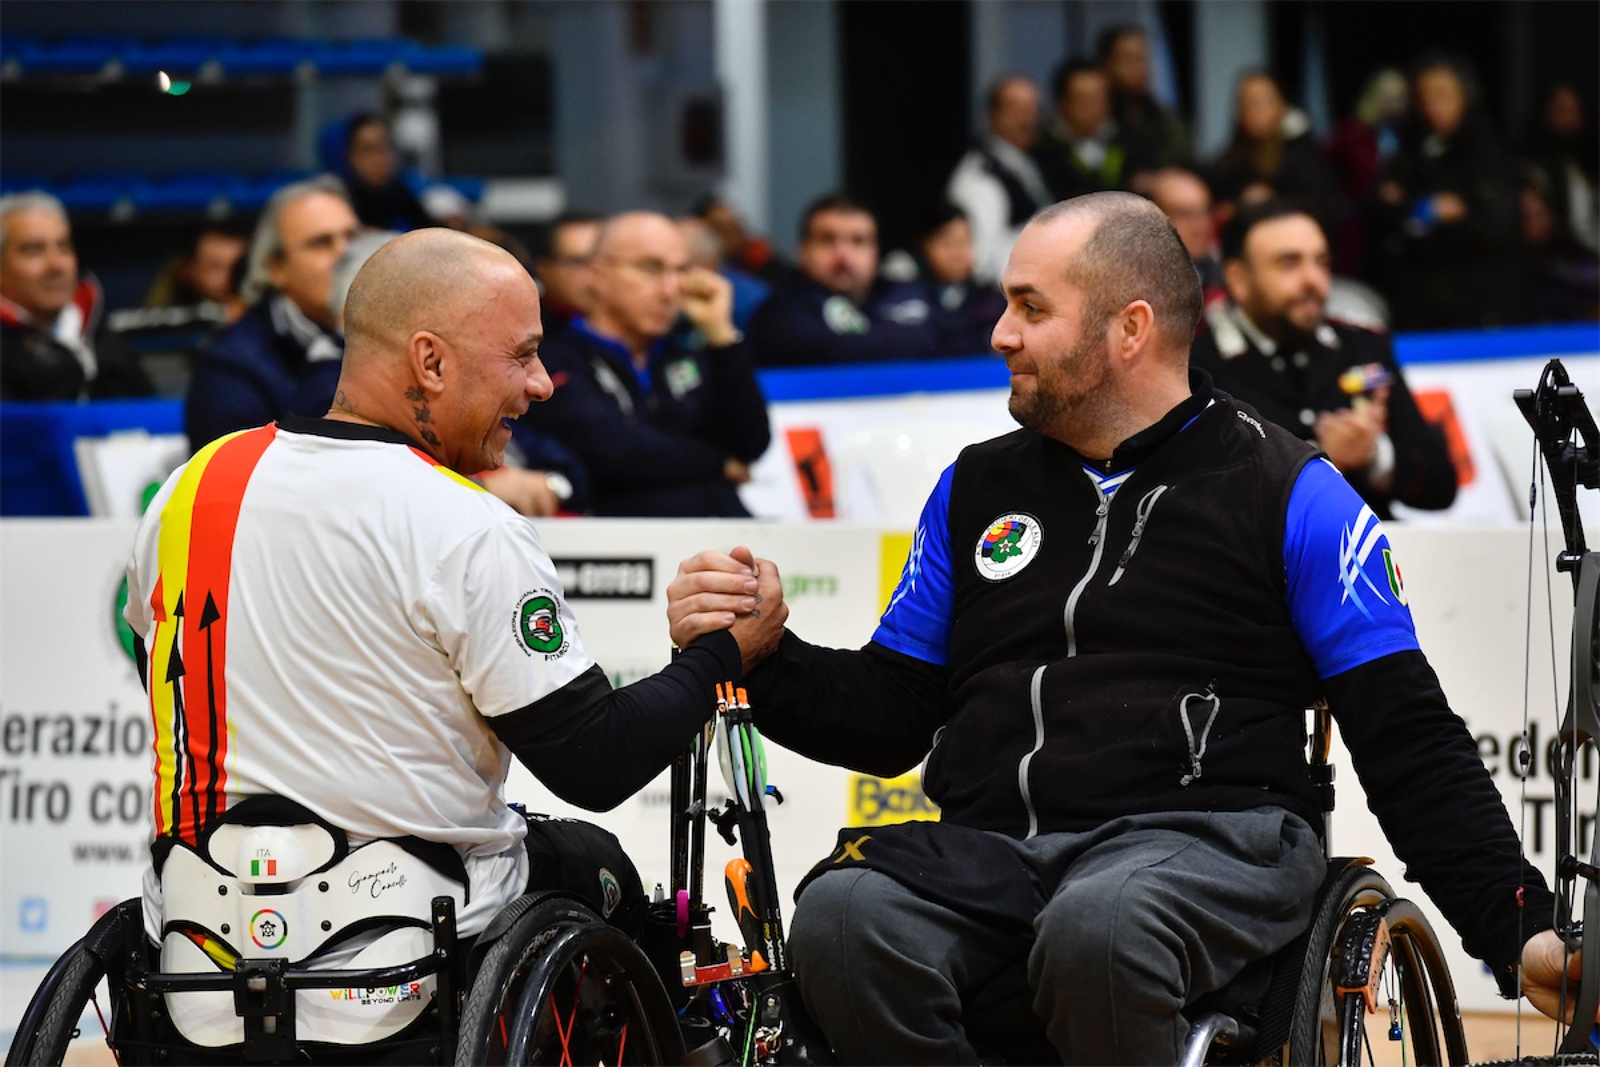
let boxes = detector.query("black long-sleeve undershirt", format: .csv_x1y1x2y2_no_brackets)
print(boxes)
1326,648,1553,994
744,632,1553,990
743,631,951,777
488,631,742,812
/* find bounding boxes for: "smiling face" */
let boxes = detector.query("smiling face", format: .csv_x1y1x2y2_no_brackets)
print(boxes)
431,259,550,475
991,216,1118,439
1225,213,1331,341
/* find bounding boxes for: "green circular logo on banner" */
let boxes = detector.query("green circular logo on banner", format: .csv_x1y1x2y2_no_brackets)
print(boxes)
113,577,138,667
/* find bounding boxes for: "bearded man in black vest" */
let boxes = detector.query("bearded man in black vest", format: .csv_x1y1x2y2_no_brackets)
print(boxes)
666,193,1578,1065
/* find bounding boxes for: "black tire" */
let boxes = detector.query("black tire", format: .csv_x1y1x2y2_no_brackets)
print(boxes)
7,940,111,1065
456,896,685,1066
1282,869,1468,1065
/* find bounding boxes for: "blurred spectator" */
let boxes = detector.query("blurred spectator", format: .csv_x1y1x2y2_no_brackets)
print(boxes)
945,74,1053,283
1036,60,1146,199
679,214,771,333
694,194,786,284
1524,82,1600,256
1097,24,1192,170
318,113,435,232
0,192,150,401
1515,168,1600,322
185,176,358,450
1143,167,1226,306
530,212,770,517
1209,71,1335,228
1374,54,1520,330
917,202,1003,355
535,210,602,336
144,222,249,323
1192,200,1456,518
1323,68,1409,274
748,193,944,366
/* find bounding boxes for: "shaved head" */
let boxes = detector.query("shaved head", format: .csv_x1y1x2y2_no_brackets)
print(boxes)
594,211,684,260
343,227,529,366
1030,192,1202,357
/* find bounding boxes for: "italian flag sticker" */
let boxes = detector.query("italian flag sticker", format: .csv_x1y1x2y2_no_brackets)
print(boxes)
1381,548,1407,606
251,859,278,877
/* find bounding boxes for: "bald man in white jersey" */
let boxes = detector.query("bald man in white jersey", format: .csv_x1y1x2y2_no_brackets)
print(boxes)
125,228,785,943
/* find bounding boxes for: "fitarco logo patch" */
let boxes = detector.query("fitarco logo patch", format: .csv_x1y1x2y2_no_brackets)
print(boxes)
974,513,1043,581
515,590,569,659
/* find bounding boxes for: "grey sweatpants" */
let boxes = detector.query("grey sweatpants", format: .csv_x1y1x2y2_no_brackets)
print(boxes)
787,808,1325,1066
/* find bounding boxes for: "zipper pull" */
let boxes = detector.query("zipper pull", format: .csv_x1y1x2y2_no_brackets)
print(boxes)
1087,501,1109,546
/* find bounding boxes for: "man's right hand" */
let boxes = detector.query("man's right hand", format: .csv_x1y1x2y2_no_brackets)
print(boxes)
667,545,788,672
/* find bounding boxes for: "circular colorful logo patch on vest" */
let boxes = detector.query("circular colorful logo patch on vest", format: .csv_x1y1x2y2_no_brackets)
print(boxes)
974,513,1042,581
250,908,288,950
515,590,569,658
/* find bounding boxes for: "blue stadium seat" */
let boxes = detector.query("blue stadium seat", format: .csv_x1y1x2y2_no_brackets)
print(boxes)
311,38,412,77
121,39,227,77
19,37,132,75
136,174,241,214
57,176,147,214
214,38,313,78
400,43,485,76
0,173,53,196
232,170,313,212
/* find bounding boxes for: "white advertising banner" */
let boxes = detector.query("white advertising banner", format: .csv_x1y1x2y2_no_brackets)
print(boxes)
0,512,1590,1017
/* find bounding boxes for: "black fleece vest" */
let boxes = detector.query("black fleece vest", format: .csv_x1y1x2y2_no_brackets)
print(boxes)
923,392,1324,836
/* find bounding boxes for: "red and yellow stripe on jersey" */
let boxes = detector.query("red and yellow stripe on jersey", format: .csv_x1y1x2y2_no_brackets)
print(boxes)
407,446,489,493
147,425,276,843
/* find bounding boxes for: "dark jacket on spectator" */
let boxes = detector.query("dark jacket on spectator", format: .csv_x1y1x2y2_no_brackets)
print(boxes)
1190,303,1457,518
529,318,770,517
0,277,150,401
1374,114,1520,330
184,295,345,450
1111,89,1192,171
1210,128,1336,230
1034,122,1150,200
749,277,947,367
927,278,1004,357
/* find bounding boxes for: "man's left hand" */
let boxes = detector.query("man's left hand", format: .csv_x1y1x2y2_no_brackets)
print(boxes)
1521,928,1598,1025
681,267,739,347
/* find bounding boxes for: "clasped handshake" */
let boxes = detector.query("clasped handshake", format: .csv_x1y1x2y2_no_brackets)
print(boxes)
665,545,790,673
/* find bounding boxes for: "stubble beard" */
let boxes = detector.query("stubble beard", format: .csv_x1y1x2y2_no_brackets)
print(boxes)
1007,332,1115,441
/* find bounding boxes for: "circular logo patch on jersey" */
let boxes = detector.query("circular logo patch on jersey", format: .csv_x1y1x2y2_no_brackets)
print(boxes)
515,591,569,658
250,908,287,950
974,513,1043,581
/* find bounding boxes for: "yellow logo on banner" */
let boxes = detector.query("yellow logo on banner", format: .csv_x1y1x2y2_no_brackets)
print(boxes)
879,532,914,612
847,772,941,827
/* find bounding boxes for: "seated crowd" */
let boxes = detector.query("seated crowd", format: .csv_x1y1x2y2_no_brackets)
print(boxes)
1,32,1594,520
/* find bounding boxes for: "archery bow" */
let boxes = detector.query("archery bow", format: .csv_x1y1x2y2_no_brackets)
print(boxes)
1513,358,1600,1054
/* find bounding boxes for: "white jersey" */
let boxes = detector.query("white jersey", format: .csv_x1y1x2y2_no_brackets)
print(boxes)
124,419,593,937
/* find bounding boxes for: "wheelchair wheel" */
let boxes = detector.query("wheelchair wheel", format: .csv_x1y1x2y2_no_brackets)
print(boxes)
1283,867,1468,1066
456,896,686,1066
7,901,137,1067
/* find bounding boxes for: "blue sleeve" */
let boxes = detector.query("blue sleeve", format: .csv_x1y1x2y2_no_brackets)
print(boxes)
184,360,275,452
871,464,955,666
1284,457,1421,678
